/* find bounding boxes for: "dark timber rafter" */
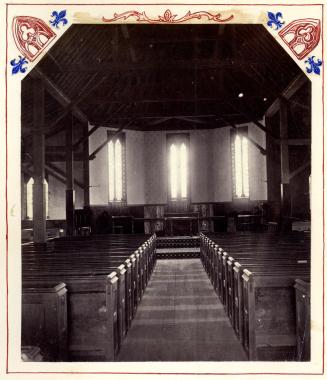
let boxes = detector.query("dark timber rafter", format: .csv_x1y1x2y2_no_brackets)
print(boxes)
221,116,267,155
43,59,267,73
121,24,137,63
44,73,105,134
46,162,83,189
89,119,135,160
265,74,308,118
29,67,89,125
289,161,310,180
228,101,277,139
73,125,99,150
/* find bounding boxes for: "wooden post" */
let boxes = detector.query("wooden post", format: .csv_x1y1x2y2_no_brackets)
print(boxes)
280,100,291,221
83,123,90,207
66,114,75,235
32,78,47,244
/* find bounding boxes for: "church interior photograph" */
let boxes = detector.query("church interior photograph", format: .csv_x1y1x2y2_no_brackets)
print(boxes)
20,23,311,362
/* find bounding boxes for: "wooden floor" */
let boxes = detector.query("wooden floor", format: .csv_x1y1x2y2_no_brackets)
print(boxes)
117,259,248,361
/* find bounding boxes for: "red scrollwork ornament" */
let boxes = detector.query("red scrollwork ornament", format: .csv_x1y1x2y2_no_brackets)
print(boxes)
102,9,234,24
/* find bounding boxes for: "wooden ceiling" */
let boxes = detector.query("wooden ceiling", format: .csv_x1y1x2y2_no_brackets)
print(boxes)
22,23,308,137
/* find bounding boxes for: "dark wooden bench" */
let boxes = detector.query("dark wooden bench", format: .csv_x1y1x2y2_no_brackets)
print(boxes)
294,279,310,361
242,268,309,360
23,272,120,361
22,282,68,361
200,232,311,361
22,234,156,361
22,248,153,349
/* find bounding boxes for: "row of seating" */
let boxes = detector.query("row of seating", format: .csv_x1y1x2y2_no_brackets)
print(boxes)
200,231,310,361
22,234,157,361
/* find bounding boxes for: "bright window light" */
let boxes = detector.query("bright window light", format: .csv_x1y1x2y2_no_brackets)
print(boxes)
180,143,187,198
233,134,249,198
241,137,249,197
26,178,48,219
26,177,33,219
169,142,188,199
108,141,115,201
170,144,178,199
115,140,123,201
108,138,124,202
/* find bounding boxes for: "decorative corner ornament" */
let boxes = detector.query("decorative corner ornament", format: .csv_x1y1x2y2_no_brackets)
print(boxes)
267,12,285,30
102,9,234,24
305,56,323,75
12,16,56,62
279,18,321,60
50,10,68,29
10,56,28,74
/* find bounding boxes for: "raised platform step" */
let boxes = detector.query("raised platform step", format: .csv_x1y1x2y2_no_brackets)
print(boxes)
157,236,200,249
156,247,200,259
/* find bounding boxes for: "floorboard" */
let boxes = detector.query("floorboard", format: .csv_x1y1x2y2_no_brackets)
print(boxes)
117,259,248,361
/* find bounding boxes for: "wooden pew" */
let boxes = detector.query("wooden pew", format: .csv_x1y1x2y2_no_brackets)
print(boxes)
23,234,157,331
231,260,309,345
294,279,310,361
23,273,119,361
200,232,311,361
22,234,156,361
22,282,68,361
23,251,148,346
203,237,309,333
242,268,309,360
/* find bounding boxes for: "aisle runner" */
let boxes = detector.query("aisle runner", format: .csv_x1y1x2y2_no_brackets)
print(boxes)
117,259,247,361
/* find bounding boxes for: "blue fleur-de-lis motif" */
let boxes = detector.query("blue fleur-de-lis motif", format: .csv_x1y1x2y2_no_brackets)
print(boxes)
50,10,68,29
305,56,323,75
10,56,28,75
267,12,285,30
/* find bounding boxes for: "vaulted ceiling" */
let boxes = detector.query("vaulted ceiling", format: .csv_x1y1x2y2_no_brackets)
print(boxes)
21,23,309,138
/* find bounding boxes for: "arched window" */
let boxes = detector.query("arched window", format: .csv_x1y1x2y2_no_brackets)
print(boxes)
168,135,189,200
108,136,125,202
26,178,49,219
232,132,249,198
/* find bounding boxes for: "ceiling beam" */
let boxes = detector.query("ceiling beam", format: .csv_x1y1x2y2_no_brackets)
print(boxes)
44,73,104,134
92,114,218,123
45,166,67,186
73,125,99,150
46,162,84,189
221,116,266,155
22,166,34,178
227,102,277,139
84,96,231,105
175,116,206,125
284,138,311,146
41,59,266,73
89,120,135,159
251,119,277,139
45,146,65,152
29,67,89,124
266,74,308,118
44,153,84,161
121,24,137,63
22,163,75,187
289,161,310,180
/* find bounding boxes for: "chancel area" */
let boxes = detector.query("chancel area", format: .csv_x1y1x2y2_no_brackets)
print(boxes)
21,24,311,362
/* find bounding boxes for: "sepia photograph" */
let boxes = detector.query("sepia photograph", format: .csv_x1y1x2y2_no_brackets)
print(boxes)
1,1,325,378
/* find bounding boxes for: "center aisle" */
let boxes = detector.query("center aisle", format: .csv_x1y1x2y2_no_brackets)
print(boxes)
117,259,248,361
